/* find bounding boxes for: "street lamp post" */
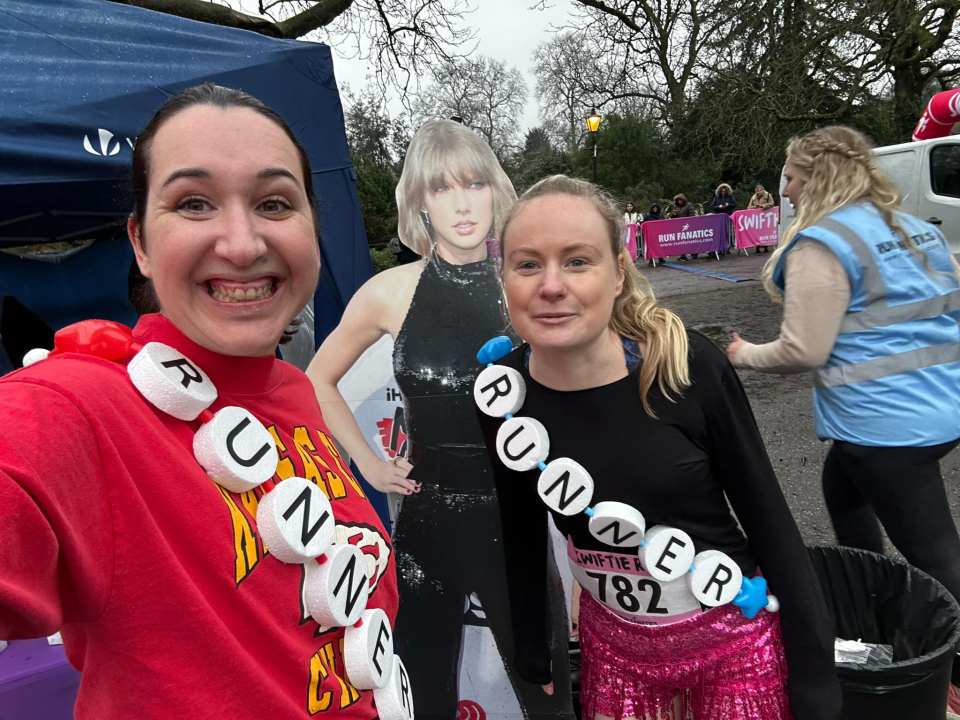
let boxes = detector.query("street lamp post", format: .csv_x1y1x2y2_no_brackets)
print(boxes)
585,107,602,182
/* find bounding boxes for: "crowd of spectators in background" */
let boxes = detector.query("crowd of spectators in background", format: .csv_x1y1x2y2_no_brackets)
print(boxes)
621,180,779,264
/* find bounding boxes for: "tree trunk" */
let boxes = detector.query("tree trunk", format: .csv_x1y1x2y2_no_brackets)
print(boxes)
892,63,925,142
888,0,926,142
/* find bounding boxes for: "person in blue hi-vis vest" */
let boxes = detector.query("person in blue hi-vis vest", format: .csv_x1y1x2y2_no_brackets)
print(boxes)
727,125,960,624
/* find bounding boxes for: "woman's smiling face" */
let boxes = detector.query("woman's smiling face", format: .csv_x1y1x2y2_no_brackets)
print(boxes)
128,104,319,357
502,193,624,354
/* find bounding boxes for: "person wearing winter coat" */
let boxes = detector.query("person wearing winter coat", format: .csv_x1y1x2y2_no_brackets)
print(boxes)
711,184,737,254
711,183,737,215
669,193,697,218
748,184,775,210
623,202,642,225
748,185,776,253
670,193,699,260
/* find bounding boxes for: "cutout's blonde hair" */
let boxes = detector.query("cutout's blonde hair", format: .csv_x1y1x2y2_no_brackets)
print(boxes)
395,120,516,256
500,175,690,416
763,125,960,300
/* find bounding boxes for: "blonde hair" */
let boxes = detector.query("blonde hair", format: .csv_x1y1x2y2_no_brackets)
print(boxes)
500,175,690,416
396,119,517,256
762,125,959,299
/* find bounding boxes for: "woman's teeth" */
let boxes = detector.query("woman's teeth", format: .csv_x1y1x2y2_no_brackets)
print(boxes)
209,283,275,303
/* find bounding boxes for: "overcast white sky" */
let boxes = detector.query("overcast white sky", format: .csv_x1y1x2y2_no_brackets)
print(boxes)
327,0,577,130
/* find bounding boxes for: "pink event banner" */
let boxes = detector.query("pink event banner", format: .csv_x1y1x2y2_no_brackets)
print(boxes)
625,223,639,261
641,214,728,259
732,207,779,248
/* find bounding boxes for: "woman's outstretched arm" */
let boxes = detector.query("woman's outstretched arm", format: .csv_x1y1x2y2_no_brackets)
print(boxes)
306,272,418,495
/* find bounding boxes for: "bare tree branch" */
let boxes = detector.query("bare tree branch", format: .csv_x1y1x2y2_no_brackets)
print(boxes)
567,0,728,125
110,0,475,101
277,0,353,38
413,55,527,157
111,0,359,37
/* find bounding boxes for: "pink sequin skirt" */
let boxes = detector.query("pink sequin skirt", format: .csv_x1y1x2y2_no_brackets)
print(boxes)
579,591,792,720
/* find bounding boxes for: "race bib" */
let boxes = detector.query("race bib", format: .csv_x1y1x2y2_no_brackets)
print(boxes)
568,538,702,625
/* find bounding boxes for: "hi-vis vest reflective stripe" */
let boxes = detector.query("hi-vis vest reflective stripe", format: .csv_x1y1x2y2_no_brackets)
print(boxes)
816,342,958,387
774,202,960,446
818,217,960,337
810,215,960,388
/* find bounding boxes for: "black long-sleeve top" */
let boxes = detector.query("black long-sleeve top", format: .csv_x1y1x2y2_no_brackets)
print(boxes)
477,331,841,720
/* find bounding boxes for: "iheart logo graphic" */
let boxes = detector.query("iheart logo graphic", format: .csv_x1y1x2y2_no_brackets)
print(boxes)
376,406,408,459
457,700,486,720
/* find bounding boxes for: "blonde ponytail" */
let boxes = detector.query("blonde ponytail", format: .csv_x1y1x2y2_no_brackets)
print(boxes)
611,262,690,415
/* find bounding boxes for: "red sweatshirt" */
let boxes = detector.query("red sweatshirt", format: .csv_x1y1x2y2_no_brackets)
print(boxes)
0,314,398,719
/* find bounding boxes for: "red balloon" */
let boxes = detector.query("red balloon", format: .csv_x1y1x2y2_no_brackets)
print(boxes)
53,320,137,361
913,88,960,141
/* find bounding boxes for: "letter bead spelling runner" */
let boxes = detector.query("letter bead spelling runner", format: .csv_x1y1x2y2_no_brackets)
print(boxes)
473,335,779,620
24,320,413,720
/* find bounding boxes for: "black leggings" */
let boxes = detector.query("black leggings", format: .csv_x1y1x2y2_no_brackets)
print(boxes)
821,438,960,602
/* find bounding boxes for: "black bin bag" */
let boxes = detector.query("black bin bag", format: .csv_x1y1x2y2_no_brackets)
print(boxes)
808,546,960,719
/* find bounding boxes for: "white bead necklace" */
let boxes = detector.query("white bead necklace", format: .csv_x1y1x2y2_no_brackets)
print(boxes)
25,321,414,720
472,335,779,619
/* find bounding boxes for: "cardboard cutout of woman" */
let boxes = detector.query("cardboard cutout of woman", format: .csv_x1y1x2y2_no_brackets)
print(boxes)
309,120,574,720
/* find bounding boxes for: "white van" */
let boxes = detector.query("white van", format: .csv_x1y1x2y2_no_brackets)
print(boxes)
779,136,960,252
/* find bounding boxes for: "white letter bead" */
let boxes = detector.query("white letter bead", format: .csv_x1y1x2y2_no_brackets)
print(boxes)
304,544,371,627
257,477,335,564
588,502,646,548
193,406,279,493
642,526,695,583
374,655,415,720
495,416,550,471
344,608,395,689
537,458,594,516
689,549,743,607
473,365,526,418
127,342,217,420
22,348,50,367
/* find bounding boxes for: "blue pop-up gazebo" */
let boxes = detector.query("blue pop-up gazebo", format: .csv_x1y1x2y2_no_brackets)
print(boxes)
0,0,371,350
